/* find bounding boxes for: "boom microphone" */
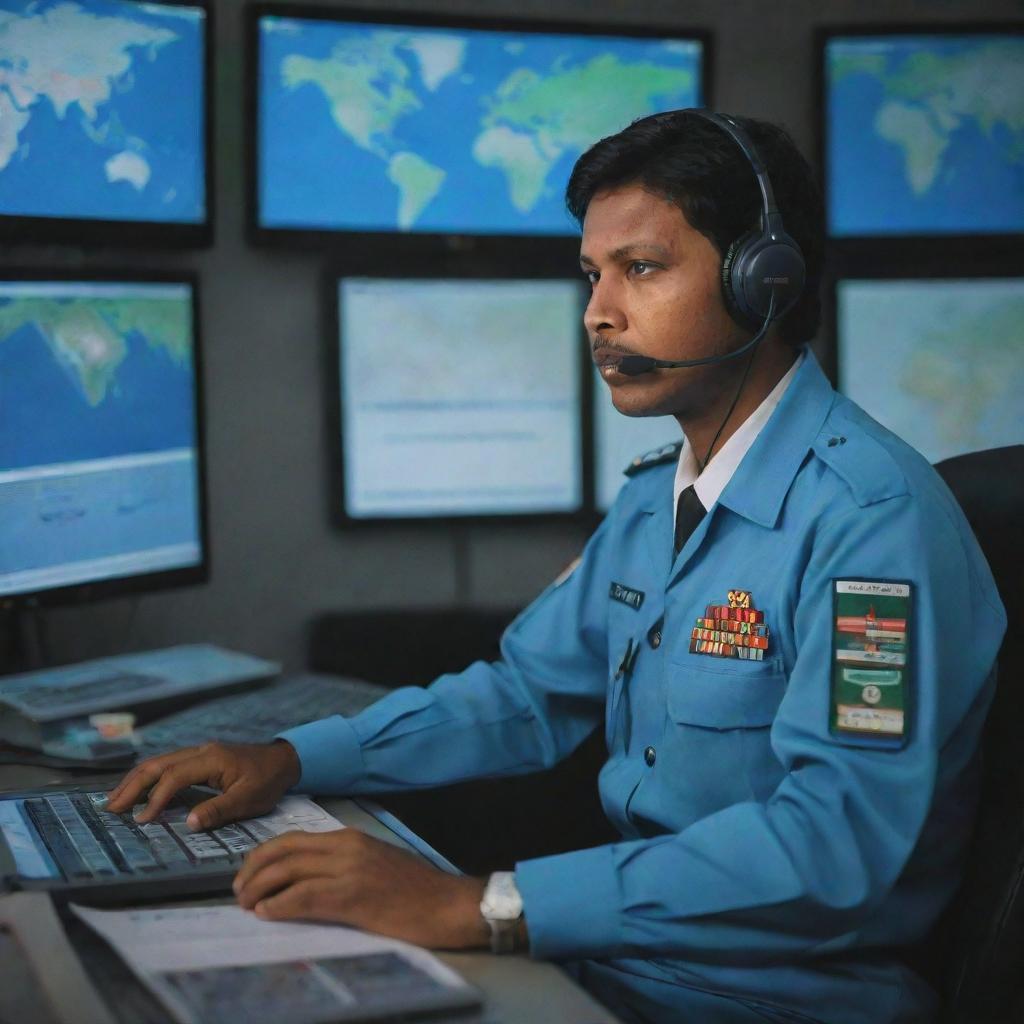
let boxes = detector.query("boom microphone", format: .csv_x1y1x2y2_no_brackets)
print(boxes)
610,293,777,377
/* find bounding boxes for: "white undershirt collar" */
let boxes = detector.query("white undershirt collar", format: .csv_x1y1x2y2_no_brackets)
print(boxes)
673,352,804,518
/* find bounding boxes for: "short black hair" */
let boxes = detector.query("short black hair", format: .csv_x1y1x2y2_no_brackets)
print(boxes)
565,110,824,347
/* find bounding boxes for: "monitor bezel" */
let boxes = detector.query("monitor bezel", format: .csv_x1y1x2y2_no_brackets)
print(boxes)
248,3,712,255
0,0,215,249
815,22,1024,254
324,261,595,528
0,267,212,610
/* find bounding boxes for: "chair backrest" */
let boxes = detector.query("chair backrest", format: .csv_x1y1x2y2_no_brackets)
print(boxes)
932,446,1024,1023
308,608,518,686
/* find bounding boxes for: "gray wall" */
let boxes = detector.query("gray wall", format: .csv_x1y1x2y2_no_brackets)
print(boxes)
9,0,1018,672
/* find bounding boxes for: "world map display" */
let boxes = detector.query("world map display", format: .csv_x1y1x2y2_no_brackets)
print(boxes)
0,282,196,470
825,34,1024,236
258,16,702,234
0,0,206,225
0,280,203,598
837,279,1024,465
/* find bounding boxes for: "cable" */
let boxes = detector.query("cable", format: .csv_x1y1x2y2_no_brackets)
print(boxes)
696,295,776,473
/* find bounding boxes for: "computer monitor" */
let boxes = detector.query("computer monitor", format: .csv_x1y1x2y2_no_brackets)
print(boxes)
0,273,208,606
836,276,1024,465
821,27,1024,238
253,7,706,240
592,368,680,512
335,276,585,521
0,0,211,246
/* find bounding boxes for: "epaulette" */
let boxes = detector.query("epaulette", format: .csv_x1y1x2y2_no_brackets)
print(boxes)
624,440,684,477
811,422,908,507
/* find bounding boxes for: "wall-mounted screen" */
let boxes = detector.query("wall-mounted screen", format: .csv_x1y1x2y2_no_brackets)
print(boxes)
822,30,1024,237
836,277,1024,464
337,277,584,520
0,0,209,242
593,368,679,511
0,275,207,604
257,9,704,237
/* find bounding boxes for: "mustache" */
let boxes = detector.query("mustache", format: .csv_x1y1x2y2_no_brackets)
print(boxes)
591,339,643,368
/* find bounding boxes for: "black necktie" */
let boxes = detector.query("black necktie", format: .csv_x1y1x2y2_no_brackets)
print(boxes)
674,484,706,556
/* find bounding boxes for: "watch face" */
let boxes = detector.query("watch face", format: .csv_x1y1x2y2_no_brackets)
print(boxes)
482,872,523,920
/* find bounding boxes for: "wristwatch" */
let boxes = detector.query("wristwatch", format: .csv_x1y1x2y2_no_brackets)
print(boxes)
480,871,523,954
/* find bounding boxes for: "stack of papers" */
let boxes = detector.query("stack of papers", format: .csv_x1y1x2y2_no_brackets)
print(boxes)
73,903,481,1024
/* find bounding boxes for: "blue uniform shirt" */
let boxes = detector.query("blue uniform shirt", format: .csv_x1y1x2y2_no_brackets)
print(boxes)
281,351,1005,1024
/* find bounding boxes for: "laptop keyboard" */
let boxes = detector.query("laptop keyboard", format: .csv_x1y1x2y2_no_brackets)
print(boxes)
15,673,163,711
23,792,271,882
136,674,389,756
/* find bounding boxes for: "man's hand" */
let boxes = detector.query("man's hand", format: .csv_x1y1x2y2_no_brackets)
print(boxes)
233,828,491,950
104,741,301,830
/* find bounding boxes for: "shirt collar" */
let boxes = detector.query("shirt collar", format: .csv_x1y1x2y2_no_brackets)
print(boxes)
718,347,836,528
674,351,805,515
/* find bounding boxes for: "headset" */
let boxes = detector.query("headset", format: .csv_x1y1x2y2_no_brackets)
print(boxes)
614,109,807,377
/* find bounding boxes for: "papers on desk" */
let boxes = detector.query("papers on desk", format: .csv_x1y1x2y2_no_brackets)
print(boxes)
71,903,481,1024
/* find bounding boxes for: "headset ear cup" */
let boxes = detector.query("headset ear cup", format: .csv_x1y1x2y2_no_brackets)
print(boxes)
720,231,761,331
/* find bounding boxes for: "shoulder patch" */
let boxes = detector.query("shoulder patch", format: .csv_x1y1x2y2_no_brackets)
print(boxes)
624,440,684,477
813,420,908,508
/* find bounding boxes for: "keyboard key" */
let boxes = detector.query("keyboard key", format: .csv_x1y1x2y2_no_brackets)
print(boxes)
137,823,192,868
240,820,277,843
46,796,117,877
24,799,92,880
169,822,231,862
106,824,162,872
212,824,257,856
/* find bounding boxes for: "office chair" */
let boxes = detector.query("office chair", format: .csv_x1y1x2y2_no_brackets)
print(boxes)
930,446,1024,1023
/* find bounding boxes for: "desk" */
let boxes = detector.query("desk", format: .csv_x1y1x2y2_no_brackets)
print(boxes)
0,762,621,1024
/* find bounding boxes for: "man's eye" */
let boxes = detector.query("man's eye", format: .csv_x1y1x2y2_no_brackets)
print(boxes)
583,270,599,285
630,261,656,276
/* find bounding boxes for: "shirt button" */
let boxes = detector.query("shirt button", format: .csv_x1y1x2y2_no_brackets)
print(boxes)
644,746,656,767
648,629,662,649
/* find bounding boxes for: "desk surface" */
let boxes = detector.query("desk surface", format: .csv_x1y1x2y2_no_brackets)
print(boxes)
0,762,620,1024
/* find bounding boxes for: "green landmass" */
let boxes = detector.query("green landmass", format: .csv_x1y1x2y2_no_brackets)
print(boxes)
474,54,694,212
829,52,887,82
0,297,190,406
830,41,1024,198
482,54,693,152
282,33,421,157
386,151,445,229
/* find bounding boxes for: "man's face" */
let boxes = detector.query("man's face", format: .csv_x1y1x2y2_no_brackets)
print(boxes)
581,183,748,419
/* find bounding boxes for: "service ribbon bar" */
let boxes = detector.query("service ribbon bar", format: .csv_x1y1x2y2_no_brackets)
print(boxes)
691,592,771,661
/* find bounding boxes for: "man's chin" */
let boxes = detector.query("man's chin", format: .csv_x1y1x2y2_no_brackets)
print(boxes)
607,381,681,419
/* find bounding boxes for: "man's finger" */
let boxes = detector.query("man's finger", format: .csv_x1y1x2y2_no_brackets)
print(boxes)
235,852,336,909
132,756,219,823
105,748,202,812
233,831,326,890
253,878,334,923
187,788,265,832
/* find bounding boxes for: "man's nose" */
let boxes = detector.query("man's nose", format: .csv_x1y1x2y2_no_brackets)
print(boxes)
584,278,627,337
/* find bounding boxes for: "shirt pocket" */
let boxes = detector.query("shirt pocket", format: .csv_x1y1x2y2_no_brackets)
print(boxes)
659,660,789,815
666,658,787,729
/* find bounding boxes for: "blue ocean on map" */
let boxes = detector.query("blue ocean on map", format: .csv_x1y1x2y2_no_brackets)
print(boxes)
0,0,205,223
827,36,1024,236
0,323,196,470
259,18,702,235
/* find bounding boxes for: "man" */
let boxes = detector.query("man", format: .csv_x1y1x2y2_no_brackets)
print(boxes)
107,111,1005,1023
